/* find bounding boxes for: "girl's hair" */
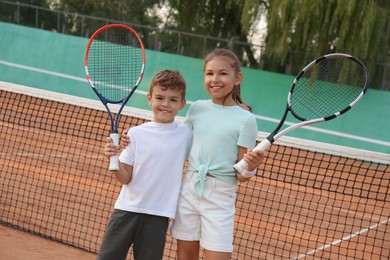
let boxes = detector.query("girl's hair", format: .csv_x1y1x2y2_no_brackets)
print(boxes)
150,70,186,99
204,48,252,112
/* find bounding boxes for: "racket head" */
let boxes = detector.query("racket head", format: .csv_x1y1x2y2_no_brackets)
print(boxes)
288,53,368,121
84,24,145,103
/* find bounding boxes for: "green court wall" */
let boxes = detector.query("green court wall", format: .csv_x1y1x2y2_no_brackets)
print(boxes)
1,22,389,154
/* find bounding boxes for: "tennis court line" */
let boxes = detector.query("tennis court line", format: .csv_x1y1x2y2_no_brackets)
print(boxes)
290,217,390,259
254,114,390,147
0,60,150,97
241,181,388,259
1,60,390,148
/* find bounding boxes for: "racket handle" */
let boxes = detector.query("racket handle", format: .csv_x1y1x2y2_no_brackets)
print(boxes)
109,132,119,171
233,139,272,174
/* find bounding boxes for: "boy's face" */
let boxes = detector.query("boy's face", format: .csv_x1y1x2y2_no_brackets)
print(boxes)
147,84,186,123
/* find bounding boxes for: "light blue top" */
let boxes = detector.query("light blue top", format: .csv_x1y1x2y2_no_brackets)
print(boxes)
184,100,258,195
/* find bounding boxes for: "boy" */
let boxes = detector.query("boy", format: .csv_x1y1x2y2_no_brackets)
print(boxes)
97,70,193,260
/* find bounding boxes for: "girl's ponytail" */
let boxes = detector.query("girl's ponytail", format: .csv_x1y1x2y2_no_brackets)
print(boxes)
232,84,252,112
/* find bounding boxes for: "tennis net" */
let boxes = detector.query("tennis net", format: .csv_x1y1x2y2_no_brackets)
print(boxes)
0,81,389,259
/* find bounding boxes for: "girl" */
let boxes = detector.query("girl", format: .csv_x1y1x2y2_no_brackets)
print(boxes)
170,48,263,260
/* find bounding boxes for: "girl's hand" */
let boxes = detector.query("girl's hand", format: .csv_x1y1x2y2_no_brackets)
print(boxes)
243,149,264,172
120,128,130,150
236,149,265,181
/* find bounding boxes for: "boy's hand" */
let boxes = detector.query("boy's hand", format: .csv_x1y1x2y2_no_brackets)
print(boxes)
104,137,121,161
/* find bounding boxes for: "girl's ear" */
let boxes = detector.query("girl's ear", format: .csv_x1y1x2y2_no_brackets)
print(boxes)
235,72,243,86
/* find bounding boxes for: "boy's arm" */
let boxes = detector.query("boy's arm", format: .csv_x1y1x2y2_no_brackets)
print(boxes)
112,162,133,184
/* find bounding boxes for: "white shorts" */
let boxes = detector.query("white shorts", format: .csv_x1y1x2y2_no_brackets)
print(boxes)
171,171,237,252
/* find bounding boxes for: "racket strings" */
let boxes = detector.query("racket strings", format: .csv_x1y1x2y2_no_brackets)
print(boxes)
290,58,366,120
88,27,143,102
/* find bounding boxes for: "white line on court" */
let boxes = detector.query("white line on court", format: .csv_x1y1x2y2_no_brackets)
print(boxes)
290,217,390,259
0,60,150,97
241,181,388,259
0,60,88,82
1,60,390,148
254,114,390,147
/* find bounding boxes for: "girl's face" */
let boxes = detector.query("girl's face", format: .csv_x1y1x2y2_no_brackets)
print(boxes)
147,85,186,123
204,56,242,105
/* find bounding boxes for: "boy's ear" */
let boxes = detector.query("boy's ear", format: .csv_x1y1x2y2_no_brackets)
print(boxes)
179,98,186,110
147,93,152,105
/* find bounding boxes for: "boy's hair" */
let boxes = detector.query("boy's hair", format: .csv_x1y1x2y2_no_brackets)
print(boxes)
150,70,186,99
204,48,252,112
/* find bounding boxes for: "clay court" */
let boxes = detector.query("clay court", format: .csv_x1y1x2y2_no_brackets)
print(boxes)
0,225,96,259
1,84,389,259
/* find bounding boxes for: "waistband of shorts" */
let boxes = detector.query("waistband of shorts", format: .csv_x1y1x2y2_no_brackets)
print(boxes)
187,170,215,178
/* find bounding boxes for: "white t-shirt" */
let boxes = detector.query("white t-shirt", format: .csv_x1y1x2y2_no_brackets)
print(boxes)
115,121,193,219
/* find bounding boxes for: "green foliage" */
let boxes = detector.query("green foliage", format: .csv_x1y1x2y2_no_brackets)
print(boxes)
168,0,266,64
2,0,387,89
0,0,50,27
263,0,389,89
48,0,162,46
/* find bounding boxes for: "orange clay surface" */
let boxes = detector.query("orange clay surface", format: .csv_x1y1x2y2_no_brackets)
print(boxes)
0,225,96,260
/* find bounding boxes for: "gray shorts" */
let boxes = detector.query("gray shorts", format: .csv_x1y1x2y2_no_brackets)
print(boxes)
97,209,169,260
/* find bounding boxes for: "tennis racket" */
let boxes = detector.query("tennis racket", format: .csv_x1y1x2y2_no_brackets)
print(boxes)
84,24,145,170
234,53,368,174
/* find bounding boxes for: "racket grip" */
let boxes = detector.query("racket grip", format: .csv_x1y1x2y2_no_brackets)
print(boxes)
233,139,272,174
109,133,119,171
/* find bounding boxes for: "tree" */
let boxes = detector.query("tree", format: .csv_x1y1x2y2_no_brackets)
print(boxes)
50,0,160,24
49,0,161,44
262,0,390,89
0,0,52,28
166,0,267,65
